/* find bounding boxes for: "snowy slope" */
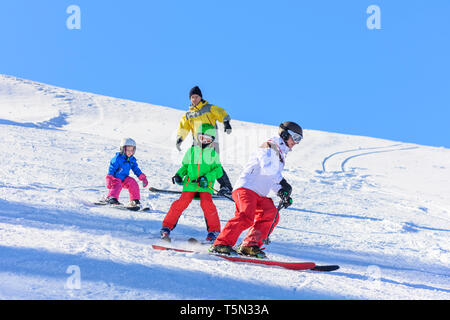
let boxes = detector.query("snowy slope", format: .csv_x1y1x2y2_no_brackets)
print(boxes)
0,74,449,300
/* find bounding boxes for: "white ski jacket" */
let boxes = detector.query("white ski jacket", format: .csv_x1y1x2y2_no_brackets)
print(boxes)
234,136,291,197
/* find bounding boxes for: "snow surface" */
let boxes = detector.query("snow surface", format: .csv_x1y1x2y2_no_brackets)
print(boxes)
0,74,449,300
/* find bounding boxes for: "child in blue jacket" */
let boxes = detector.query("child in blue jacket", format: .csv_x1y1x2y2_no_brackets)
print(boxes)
105,138,148,207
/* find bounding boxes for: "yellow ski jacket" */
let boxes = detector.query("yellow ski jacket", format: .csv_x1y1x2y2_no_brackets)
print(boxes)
177,100,230,142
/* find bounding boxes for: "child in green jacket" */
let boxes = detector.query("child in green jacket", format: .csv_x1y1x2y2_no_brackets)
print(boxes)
160,123,224,242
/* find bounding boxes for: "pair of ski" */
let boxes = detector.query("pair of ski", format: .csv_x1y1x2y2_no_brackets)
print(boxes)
94,199,150,212
93,186,225,211
150,187,338,272
149,187,228,199
153,240,339,272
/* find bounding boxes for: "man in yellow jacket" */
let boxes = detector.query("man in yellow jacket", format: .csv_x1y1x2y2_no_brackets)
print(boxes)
176,86,233,196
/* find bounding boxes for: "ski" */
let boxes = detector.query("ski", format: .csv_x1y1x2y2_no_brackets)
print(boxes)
152,244,316,271
311,265,340,272
187,237,213,245
185,238,340,272
148,187,185,195
149,187,225,199
94,201,150,212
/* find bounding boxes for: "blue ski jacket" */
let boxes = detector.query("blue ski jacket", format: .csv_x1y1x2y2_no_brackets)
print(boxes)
108,152,143,181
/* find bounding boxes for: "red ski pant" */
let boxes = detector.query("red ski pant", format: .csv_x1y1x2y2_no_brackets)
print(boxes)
107,176,140,201
214,188,278,248
162,192,221,232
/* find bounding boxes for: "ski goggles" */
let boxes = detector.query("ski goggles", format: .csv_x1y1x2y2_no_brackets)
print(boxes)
288,130,303,143
197,133,214,144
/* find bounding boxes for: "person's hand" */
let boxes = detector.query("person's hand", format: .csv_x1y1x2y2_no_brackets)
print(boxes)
172,174,183,185
277,178,293,208
278,178,292,197
139,174,148,188
280,194,293,208
106,175,115,189
196,176,208,189
224,121,232,135
176,137,183,151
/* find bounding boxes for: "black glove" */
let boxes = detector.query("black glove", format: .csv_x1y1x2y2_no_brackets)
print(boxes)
172,174,183,185
280,195,293,208
192,176,208,188
224,121,232,135
278,178,292,197
176,137,183,151
278,178,293,208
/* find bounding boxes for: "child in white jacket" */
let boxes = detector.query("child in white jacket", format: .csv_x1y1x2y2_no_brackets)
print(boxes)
211,122,303,258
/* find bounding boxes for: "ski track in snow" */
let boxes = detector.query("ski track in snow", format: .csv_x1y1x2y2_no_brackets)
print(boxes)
321,143,403,173
0,74,449,300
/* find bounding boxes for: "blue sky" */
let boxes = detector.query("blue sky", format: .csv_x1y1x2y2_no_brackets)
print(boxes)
1,1,449,147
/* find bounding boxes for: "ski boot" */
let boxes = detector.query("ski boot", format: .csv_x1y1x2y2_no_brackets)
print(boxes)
160,227,171,242
237,245,267,259
128,199,141,208
217,171,233,197
205,231,220,243
105,197,120,205
217,186,232,197
209,244,238,256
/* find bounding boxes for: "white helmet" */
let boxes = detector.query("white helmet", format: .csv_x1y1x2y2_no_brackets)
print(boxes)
120,137,136,155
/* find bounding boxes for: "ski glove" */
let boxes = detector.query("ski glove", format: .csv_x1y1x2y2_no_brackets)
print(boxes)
278,178,292,197
139,174,148,188
176,137,183,151
172,174,183,186
194,176,208,189
278,178,293,208
106,175,115,189
224,121,232,135
280,195,293,209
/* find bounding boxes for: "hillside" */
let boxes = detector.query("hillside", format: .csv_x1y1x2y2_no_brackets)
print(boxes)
0,74,449,299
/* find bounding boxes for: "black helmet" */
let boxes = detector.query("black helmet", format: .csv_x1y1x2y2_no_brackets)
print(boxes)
279,121,303,143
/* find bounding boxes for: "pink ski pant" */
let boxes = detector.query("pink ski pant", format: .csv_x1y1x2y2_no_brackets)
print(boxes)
107,176,140,201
